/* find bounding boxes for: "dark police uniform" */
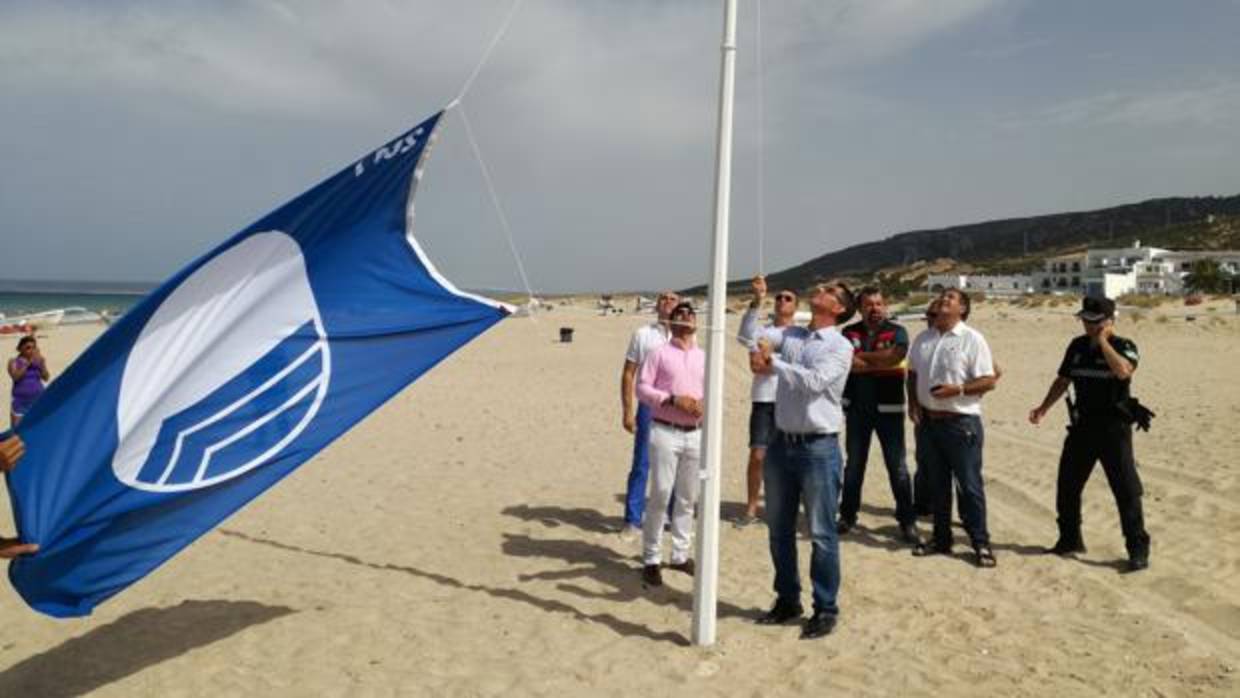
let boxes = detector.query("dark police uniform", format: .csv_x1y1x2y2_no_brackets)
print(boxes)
1053,333,1150,561
839,319,915,529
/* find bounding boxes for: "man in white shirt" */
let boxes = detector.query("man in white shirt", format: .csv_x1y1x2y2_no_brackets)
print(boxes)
906,288,999,568
618,291,679,539
735,284,799,527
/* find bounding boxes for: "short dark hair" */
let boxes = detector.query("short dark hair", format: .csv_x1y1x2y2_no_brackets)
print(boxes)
941,287,971,320
856,286,883,304
826,281,856,324
17,335,36,351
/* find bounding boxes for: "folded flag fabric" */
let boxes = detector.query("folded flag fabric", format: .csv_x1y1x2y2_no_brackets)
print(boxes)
6,109,509,617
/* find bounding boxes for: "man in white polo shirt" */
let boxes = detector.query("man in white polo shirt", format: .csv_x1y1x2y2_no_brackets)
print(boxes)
906,288,999,568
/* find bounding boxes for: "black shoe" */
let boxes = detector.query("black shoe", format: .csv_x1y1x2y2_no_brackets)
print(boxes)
668,559,695,576
898,523,921,545
1127,554,1149,572
836,519,856,535
641,564,663,587
912,541,951,557
801,610,838,639
756,599,804,625
1044,539,1087,556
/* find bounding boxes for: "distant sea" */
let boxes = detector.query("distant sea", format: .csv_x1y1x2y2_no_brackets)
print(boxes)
0,279,153,317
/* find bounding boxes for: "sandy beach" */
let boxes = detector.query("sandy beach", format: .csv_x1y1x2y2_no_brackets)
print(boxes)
1,299,1238,697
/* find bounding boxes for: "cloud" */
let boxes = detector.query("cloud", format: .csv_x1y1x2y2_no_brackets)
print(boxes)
1029,79,1240,128
10,0,1175,294
966,36,1052,60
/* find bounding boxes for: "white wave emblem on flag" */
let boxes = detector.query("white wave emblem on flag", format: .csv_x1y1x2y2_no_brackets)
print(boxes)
111,232,331,492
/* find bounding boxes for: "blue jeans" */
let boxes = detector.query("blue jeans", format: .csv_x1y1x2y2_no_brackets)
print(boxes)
764,433,843,615
920,415,989,548
624,403,653,526
840,410,914,526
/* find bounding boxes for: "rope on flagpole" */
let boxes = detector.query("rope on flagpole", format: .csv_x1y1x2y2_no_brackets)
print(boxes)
452,0,525,106
440,0,538,307
456,102,538,304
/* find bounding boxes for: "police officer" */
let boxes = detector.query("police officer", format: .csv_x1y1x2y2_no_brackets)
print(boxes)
1028,296,1151,572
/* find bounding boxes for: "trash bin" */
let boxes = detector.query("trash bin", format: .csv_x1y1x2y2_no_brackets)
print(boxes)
559,327,574,343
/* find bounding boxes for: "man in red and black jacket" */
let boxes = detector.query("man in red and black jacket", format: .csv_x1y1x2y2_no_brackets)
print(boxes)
837,287,918,544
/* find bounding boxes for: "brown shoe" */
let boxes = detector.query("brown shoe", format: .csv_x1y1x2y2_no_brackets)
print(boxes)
668,559,695,576
641,564,663,586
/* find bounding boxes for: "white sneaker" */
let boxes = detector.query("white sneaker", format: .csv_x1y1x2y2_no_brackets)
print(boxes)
619,524,641,542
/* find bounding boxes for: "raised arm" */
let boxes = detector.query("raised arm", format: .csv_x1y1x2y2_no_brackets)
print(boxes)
771,339,852,396
1097,326,1136,380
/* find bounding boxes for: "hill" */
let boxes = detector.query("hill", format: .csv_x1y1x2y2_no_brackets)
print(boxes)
684,194,1240,296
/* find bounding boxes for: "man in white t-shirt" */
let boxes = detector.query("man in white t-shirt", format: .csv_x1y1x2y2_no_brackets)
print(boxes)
619,291,679,539
735,279,798,527
906,288,999,568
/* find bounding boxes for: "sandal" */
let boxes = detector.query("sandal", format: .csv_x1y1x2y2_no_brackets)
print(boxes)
973,545,997,568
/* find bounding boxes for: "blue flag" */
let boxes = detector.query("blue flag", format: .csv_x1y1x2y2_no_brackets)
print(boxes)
6,110,509,617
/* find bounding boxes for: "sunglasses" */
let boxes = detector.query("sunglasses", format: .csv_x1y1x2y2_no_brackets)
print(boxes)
775,294,795,302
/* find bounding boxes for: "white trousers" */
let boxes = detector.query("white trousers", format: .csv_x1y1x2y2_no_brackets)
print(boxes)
642,422,703,566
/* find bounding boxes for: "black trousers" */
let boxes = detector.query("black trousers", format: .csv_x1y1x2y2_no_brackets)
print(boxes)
1055,419,1150,556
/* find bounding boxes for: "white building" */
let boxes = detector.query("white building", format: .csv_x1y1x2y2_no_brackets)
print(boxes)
1034,253,1088,293
925,273,1034,297
928,241,1240,300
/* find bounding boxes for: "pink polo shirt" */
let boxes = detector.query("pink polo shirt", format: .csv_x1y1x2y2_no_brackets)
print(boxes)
636,337,706,428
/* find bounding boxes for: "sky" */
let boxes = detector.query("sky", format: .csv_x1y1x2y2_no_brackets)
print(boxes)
2,0,1239,294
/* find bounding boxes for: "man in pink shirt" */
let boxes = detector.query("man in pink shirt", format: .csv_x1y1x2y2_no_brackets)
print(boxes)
636,302,706,586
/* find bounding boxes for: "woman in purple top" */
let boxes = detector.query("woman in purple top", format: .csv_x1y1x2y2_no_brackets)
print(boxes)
9,335,50,427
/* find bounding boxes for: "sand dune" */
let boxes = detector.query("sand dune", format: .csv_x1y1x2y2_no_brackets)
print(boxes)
1,302,1238,696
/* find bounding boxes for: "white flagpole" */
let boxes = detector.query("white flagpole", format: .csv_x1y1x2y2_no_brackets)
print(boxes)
692,0,738,647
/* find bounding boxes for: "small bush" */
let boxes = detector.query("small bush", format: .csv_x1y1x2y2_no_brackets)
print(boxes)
1155,314,1169,324
1117,293,1171,309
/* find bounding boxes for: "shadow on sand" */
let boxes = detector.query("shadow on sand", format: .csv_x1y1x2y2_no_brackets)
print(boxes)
0,599,294,698
219,526,727,646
